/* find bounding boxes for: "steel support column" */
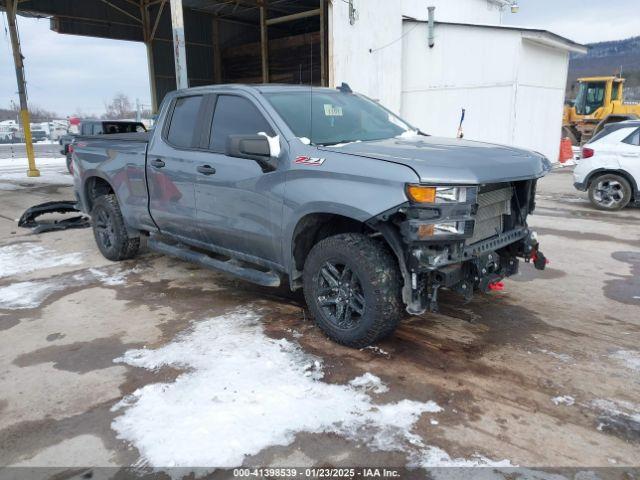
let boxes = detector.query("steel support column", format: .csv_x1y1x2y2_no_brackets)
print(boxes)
259,0,269,83
169,0,188,89
6,0,39,177
141,0,159,112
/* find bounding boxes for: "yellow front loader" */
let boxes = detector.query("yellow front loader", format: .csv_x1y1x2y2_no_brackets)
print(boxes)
563,76,640,145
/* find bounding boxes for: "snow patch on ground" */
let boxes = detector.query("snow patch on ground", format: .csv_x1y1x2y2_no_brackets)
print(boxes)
0,265,138,310
592,398,640,433
552,395,575,406
539,349,572,363
0,157,71,189
89,267,139,286
110,310,506,469
362,345,390,356
0,243,83,279
348,372,390,394
611,350,640,372
0,280,67,309
415,446,514,468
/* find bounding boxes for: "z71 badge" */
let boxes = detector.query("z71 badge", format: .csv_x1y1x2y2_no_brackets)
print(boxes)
294,155,325,166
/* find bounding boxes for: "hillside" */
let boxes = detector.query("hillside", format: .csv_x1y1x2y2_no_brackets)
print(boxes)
567,36,640,102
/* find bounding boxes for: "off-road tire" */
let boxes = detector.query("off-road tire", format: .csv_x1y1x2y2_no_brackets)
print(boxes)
588,173,632,211
91,194,140,261
303,233,403,348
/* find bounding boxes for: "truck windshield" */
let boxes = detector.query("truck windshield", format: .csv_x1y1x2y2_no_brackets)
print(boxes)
264,91,415,146
574,82,605,115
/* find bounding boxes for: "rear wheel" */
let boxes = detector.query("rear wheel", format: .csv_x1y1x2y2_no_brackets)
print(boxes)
91,194,140,261
303,233,403,348
588,174,632,211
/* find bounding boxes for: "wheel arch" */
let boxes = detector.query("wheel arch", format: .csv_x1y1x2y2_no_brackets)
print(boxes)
287,206,403,290
84,175,116,212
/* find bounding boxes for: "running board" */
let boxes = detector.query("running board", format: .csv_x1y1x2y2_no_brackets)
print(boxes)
147,237,281,287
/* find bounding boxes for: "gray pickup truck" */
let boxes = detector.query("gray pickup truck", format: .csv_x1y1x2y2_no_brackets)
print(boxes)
73,84,551,347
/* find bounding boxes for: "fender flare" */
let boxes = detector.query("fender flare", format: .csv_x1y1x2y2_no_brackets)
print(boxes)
283,203,379,275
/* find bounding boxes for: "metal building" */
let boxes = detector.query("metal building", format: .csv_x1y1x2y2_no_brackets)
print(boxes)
2,0,586,160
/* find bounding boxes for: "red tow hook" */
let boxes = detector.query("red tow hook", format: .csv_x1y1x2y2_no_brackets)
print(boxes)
531,250,549,270
488,281,504,291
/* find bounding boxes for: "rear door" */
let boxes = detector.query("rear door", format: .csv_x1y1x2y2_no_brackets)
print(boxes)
195,93,285,266
146,94,210,240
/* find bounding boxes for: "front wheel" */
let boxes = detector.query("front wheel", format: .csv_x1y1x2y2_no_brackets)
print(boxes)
588,174,632,211
303,233,403,348
91,194,140,261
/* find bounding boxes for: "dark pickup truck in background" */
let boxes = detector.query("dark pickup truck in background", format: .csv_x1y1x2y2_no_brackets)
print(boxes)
60,120,147,172
72,84,550,347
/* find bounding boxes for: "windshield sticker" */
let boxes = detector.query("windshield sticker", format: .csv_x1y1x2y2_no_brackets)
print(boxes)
295,155,325,166
323,104,343,117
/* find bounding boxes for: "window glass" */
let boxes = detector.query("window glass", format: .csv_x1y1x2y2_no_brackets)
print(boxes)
81,123,93,135
167,96,204,148
623,128,640,146
585,83,605,113
610,83,620,102
575,82,606,115
209,95,274,151
265,91,414,145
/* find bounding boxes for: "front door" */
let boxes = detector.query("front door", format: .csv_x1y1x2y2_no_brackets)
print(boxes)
195,93,285,267
147,94,208,240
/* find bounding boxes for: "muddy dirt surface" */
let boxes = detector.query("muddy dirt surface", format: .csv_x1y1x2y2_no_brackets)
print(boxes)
0,166,639,477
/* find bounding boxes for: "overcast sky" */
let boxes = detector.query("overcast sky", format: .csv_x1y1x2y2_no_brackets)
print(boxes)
1,0,639,118
507,0,640,44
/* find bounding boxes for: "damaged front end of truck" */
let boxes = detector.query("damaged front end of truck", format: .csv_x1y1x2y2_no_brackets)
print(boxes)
369,179,548,315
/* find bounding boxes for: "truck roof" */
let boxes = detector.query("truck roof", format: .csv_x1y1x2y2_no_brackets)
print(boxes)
577,76,624,82
173,84,346,96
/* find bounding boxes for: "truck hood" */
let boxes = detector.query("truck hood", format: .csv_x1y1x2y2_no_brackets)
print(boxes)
319,135,552,184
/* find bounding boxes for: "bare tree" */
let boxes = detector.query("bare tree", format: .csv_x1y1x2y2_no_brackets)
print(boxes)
0,103,58,122
103,93,134,119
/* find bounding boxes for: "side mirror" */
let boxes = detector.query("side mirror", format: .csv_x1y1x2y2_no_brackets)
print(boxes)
226,135,277,172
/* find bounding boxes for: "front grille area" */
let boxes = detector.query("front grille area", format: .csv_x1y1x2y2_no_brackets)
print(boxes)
468,186,512,244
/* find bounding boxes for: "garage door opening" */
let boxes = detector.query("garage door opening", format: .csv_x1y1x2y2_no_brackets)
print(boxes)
141,0,329,108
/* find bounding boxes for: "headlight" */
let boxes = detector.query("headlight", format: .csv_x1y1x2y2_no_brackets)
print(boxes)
406,185,467,203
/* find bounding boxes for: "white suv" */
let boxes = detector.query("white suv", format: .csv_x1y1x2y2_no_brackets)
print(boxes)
573,121,640,210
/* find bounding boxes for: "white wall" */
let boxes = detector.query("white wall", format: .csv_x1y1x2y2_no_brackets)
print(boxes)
401,23,520,144
329,0,504,113
329,0,403,112
400,23,570,160
512,40,569,159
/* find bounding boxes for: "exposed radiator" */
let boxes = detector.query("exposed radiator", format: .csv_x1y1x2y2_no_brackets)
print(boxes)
469,186,512,244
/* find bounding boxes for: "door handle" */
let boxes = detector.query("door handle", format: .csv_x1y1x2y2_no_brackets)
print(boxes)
621,153,639,157
150,158,165,168
197,165,217,175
